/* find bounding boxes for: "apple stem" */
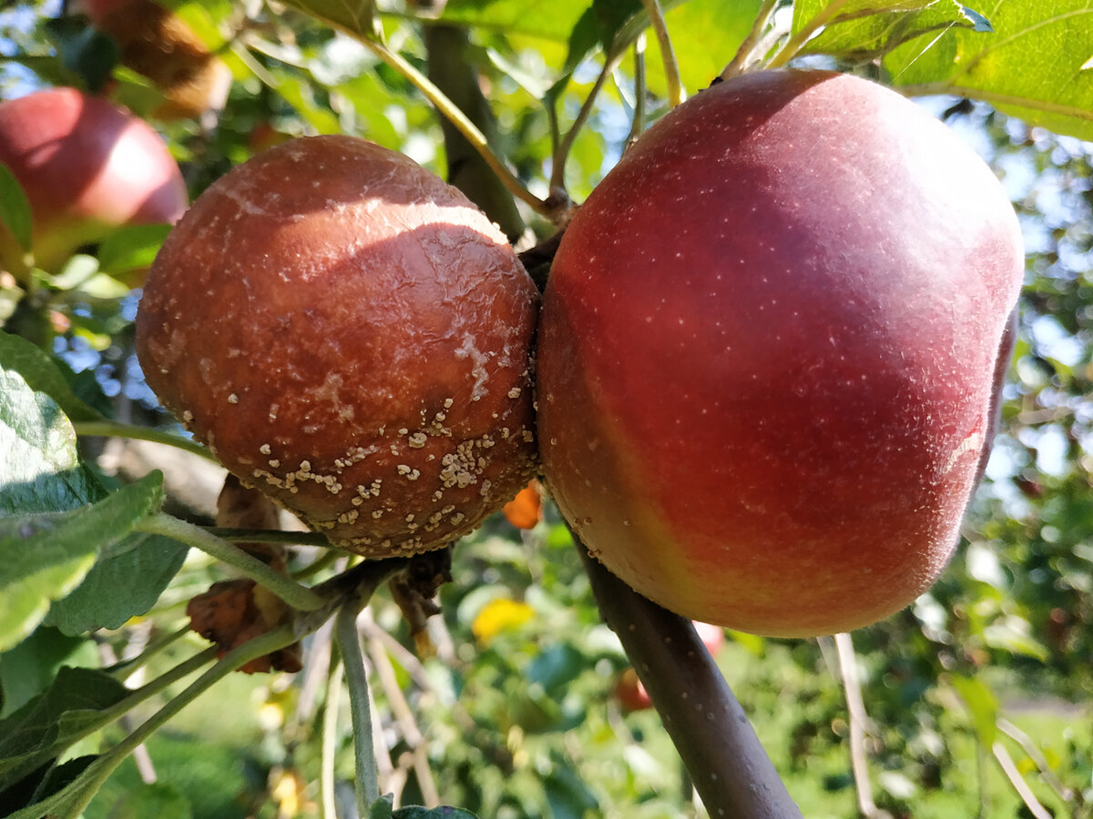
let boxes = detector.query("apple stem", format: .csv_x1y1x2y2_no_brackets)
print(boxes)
577,543,803,818
639,0,685,107
626,34,648,146
334,598,381,813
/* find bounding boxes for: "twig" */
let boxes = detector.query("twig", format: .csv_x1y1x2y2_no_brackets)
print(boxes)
577,541,802,818
720,0,779,80
335,601,380,811
992,741,1052,819
293,618,335,727
321,655,344,819
834,632,885,819
363,608,440,806
104,625,190,682
208,527,331,548
135,513,327,612
625,33,648,146
362,615,433,691
73,420,217,461
997,719,1079,806
639,0,684,107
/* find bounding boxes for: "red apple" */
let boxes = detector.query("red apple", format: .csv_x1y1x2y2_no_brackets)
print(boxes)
136,135,539,557
0,87,187,278
614,667,653,712
537,70,1023,638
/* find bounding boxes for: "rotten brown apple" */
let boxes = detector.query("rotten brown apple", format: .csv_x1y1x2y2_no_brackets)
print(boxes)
136,135,539,557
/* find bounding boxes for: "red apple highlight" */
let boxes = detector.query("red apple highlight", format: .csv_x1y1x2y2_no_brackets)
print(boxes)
0,87,187,277
136,135,539,557
537,70,1023,638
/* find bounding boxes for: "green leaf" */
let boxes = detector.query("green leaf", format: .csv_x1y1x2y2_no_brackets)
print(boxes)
0,363,104,518
982,620,1050,661
951,675,999,745
0,331,104,424
794,0,944,29
543,764,599,819
440,0,589,41
83,780,193,819
0,666,129,791
644,0,765,93
885,0,1093,140
563,0,642,74
43,16,120,93
95,224,174,277
0,163,33,252
797,0,977,61
0,473,165,652
369,795,396,819
525,643,584,693
0,627,94,719
278,0,376,39
46,533,187,635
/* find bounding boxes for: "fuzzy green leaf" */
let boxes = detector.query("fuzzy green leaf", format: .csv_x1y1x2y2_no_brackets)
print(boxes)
46,533,187,635
0,331,104,424
0,666,129,790
0,473,165,651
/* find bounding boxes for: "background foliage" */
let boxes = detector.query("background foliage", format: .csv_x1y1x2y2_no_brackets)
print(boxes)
1,0,1092,817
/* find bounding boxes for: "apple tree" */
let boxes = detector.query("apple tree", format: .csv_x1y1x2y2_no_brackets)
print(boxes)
1,1,1092,817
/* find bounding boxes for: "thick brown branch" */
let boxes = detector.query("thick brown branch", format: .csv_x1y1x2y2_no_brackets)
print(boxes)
577,542,802,818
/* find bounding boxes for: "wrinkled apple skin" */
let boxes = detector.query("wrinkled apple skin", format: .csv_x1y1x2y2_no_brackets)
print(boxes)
136,135,539,557
0,87,187,276
537,70,1023,638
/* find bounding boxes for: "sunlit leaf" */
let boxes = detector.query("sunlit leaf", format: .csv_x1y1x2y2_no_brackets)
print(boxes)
279,0,376,40
885,0,1093,140
952,675,999,745
441,0,589,42
796,0,977,61
644,0,764,94
96,224,173,276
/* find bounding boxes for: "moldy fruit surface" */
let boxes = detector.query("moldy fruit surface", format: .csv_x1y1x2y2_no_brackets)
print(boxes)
136,135,539,557
537,70,1023,637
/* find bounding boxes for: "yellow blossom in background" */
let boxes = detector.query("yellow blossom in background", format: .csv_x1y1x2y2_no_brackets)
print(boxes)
471,597,534,643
